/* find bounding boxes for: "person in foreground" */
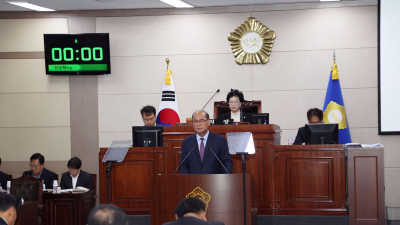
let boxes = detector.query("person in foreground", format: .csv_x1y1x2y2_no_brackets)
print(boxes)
22,153,57,189
0,158,11,190
294,108,323,145
219,89,251,123
179,110,233,174
60,157,94,190
162,197,224,225
141,105,161,126
0,194,18,225
87,204,128,225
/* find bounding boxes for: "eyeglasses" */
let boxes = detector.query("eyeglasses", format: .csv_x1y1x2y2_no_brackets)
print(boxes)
229,101,239,105
143,118,155,122
193,119,208,124
309,121,322,124
29,164,40,169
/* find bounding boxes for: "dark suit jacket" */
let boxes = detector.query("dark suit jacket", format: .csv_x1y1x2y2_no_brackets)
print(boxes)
0,217,7,225
162,217,225,225
60,170,94,190
294,126,306,145
219,111,251,123
22,167,57,189
179,131,233,174
0,171,11,190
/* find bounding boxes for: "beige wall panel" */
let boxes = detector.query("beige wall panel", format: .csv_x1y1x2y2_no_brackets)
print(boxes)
0,18,68,52
96,13,250,56
0,127,71,161
385,168,400,207
99,54,252,95
0,93,70,127
1,161,68,184
0,59,69,93
252,48,378,92
99,132,132,148
253,6,377,52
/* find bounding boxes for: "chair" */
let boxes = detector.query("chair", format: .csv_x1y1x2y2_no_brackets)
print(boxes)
10,175,44,225
90,173,97,196
213,100,262,119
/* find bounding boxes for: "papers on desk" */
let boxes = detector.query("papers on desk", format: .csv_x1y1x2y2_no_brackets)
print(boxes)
60,186,90,193
345,143,384,148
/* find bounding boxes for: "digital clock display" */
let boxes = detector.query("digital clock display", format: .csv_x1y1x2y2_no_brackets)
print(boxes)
44,33,111,75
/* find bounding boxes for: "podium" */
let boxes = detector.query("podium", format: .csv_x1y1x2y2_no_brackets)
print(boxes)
150,174,257,225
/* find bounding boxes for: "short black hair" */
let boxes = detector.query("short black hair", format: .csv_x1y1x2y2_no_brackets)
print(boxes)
174,197,206,218
67,157,82,169
307,108,323,121
30,153,44,165
88,204,128,225
192,110,209,120
140,105,156,117
0,157,2,165
226,89,244,103
0,194,18,213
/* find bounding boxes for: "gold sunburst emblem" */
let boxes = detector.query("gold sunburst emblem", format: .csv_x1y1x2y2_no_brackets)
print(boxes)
323,101,347,129
228,17,276,65
186,187,211,210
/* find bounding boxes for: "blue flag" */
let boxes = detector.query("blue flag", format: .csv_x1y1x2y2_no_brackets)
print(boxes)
322,55,352,144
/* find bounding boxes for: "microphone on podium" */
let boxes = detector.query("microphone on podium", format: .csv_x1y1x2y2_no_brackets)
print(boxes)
174,144,198,174
202,89,220,111
230,88,243,122
207,145,229,174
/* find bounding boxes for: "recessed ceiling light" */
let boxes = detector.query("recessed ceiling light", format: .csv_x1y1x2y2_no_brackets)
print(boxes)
6,1,55,11
159,0,193,8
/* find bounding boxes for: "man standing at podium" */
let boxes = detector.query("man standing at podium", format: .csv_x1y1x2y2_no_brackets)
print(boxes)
179,110,232,174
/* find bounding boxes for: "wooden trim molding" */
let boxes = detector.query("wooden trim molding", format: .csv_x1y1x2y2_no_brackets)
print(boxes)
0,52,44,59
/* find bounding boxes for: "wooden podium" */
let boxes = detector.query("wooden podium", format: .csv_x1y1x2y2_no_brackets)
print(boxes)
150,174,257,225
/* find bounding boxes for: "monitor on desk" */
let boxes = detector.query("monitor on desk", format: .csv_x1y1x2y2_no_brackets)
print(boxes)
132,126,164,147
305,124,338,145
250,113,269,124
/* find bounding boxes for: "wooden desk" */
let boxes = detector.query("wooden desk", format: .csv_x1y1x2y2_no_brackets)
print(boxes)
15,201,38,225
43,191,95,225
99,125,348,216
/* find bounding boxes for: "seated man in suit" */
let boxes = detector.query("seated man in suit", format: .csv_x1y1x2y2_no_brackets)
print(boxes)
0,194,18,225
219,89,251,123
294,108,323,145
162,197,224,225
23,153,57,189
0,158,11,190
88,204,128,225
179,110,232,174
141,105,161,126
60,157,94,190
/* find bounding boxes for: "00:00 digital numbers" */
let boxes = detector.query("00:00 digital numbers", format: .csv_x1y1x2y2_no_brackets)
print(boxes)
51,47,103,61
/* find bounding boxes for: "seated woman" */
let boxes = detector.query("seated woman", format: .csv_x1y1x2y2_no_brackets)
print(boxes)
294,108,323,145
220,89,251,123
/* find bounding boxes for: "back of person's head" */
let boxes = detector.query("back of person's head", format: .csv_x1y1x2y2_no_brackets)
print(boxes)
0,193,18,213
140,105,156,117
67,157,82,169
30,153,45,165
174,197,206,218
307,108,323,121
88,204,128,225
226,89,244,103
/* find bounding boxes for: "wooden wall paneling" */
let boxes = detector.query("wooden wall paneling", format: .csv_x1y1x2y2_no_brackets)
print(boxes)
274,145,347,215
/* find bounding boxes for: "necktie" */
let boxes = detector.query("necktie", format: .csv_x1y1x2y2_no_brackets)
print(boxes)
200,138,205,162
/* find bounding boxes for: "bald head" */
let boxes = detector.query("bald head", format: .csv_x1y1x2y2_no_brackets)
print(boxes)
88,204,128,225
192,110,209,120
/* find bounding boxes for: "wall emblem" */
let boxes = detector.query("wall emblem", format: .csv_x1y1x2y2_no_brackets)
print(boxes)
228,17,276,65
323,101,347,129
186,187,211,210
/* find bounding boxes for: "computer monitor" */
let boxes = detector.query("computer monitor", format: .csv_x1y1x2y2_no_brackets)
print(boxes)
305,124,338,145
132,126,164,147
250,113,269,124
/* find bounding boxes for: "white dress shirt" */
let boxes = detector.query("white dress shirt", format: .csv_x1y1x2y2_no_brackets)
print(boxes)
196,130,209,152
71,171,80,189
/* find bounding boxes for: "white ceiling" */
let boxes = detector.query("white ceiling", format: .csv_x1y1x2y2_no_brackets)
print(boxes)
0,0,352,12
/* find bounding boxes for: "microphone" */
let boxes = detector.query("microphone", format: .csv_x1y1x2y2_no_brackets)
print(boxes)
207,145,229,174
202,89,220,110
174,144,198,174
230,88,243,122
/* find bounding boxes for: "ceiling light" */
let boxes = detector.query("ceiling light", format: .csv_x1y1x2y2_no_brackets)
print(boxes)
159,0,193,8
320,0,340,1
96,0,114,2
6,1,55,11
